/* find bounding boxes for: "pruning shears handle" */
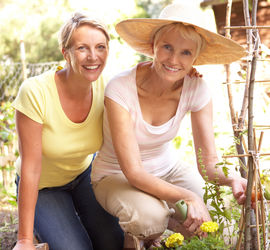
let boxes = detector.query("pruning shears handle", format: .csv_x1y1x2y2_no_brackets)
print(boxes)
175,200,188,223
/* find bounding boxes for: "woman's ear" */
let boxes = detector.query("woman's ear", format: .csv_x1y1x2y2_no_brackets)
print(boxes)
151,43,154,54
62,48,70,64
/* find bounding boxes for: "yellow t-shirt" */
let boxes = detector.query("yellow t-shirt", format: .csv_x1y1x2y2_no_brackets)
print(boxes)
13,69,105,189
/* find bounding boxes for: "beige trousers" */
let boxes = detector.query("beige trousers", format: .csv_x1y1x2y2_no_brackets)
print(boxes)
93,161,205,239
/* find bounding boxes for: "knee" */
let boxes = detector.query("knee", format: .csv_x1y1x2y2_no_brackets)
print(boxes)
120,200,171,239
93,175,172,239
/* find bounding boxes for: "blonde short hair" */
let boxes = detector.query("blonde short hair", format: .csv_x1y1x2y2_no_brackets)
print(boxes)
152,23,205,60
58,11,110,50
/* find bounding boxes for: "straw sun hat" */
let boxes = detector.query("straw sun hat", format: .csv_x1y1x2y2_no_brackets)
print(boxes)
115,3,246,65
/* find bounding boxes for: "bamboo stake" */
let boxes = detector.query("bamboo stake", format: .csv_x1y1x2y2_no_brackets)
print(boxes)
255,131,267,248
252,153,267,249
243,0,256,250
243,1,259,248
254,125,270,128
252,129,261,250
242,136,249,154
20,38,27,81
236,207,245,250
225,0,237,127
239,0,252,134
224,25,270,29
249,224,270,228
257,131,264,151
259,180,267,249
224,0,248,179
234,126,270,131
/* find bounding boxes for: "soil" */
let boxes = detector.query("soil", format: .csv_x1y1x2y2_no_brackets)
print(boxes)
0,186,18,250
0,189,18,250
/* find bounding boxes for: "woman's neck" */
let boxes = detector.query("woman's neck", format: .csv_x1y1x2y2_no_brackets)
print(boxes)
137,62,184,97
56,68,92,100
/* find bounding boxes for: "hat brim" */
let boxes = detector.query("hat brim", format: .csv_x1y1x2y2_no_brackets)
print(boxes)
116,19,246,65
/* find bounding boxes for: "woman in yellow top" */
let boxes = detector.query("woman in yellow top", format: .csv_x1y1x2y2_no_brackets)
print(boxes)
12,12,123,250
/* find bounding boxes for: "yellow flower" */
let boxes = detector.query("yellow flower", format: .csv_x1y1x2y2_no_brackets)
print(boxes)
165,233,184,248
200,221,219,233
56,65,63,71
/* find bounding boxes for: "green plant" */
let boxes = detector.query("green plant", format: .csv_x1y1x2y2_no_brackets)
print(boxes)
180,234,229,250
0,101,17,196
0,101,16,144
181,221,229,249
151,223,229,250
197,148,242,246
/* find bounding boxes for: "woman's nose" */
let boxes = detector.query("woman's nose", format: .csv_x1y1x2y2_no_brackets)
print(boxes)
169,52,179,64
87,49,97,61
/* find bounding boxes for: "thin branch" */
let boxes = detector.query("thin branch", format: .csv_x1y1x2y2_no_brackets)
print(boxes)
225,0,237,127
222,79,270,84
244,0,260,247
222,152,270,158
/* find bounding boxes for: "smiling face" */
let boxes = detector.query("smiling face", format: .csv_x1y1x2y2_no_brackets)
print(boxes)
152,27,198,84
63,24,109,83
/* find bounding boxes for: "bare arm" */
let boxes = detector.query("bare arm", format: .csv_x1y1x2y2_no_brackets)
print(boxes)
191,100,246,204
105,97,211,232
13,110,42,250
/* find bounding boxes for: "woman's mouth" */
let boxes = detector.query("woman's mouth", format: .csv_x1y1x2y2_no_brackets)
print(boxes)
163,64,180,72
83,65,100,70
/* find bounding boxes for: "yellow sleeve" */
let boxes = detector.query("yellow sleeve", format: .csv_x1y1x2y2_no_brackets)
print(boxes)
12,77,45,124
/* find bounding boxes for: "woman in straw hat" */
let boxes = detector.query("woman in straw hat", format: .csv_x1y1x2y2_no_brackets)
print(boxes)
91,3,247,247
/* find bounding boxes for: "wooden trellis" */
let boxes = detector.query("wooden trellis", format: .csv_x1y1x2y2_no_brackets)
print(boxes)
222,0,270,249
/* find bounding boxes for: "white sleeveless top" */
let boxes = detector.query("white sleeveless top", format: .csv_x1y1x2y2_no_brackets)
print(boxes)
91,65,211,182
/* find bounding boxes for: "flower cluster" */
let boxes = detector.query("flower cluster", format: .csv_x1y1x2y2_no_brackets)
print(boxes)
165,233,184,248
200,221,219,233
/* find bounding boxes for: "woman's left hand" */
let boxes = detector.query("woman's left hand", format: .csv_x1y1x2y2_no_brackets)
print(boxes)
231,176,247,205
188,67,202,78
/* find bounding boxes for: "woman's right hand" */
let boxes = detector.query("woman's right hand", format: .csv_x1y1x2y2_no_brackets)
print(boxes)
183,194,211,234
13,239,35,250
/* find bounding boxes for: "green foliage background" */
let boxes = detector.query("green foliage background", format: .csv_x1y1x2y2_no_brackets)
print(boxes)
0,0,172,63
0,0,70,62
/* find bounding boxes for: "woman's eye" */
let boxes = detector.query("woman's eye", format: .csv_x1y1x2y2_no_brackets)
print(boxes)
97,44,107,50
163,44,171,50
182,50,192,56
78,46,86,51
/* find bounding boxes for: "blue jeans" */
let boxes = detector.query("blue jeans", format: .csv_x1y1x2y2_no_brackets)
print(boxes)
16,164,124,250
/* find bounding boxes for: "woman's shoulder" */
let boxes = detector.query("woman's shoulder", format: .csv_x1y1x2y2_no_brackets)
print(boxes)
20,70,54,91
12,70,55,122
185,75,209,91
183,75,211,112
